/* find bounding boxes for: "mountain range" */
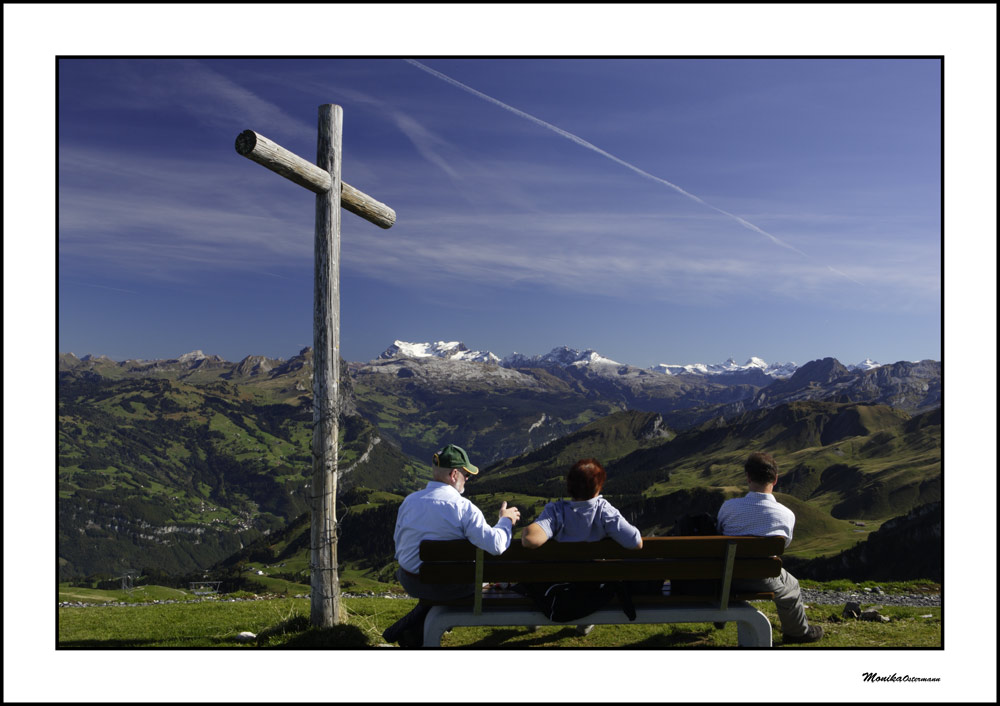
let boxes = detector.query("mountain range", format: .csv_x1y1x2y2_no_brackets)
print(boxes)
57,341,941,581
373,339,884,378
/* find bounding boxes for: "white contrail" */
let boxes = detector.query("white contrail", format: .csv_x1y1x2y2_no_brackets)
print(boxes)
405,59,862,283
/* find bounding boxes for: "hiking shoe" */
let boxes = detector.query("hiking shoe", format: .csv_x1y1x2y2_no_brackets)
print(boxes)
783,625,824,644
382,604,430,644
575,624,594,636
396,625,424,648
382,620,406,644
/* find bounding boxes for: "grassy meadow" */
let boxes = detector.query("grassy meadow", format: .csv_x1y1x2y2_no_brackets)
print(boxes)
57,583,940,649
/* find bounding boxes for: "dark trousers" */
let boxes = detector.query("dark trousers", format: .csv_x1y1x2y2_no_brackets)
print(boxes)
384,568,474,646
396,567,474,602
731,568,810,636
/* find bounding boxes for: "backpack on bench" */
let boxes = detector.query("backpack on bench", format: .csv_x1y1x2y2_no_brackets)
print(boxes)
668,512,722,597
513,580,636,622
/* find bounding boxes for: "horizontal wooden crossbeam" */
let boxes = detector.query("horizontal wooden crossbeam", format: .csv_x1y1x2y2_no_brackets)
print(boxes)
235,129,396,229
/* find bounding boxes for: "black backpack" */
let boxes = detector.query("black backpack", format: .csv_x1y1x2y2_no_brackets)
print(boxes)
670,512,719,537
514,580,636,622
668,512,722,597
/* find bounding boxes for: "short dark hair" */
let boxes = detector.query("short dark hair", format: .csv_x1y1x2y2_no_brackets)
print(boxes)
567,458,606,500
744,452,778,485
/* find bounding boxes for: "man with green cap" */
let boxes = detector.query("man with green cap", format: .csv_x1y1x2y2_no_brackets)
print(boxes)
382,443,521,647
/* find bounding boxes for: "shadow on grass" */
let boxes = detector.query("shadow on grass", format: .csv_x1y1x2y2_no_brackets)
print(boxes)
267,624,373,648
463,626,586,648
58,636,250,648
629,629,720,648
59,624,374,649
446,625,727,649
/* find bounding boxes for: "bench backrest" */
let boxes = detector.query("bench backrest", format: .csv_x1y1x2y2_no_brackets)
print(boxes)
419,535,785,612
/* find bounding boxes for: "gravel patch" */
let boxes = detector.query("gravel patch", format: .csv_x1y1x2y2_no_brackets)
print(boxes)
800,588,940,608
59,588,940,609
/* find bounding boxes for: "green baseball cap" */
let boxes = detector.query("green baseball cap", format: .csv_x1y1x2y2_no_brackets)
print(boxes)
433,444,479,475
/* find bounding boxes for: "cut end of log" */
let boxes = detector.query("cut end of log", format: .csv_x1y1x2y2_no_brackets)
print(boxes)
235,130,258,155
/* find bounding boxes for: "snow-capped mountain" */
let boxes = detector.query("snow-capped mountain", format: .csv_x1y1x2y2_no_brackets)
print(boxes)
848,358,882,372
651,356,882,379
503,346,621,369
378,340,501,364
378,342,620,369
652,357,799,379
377,340,882,380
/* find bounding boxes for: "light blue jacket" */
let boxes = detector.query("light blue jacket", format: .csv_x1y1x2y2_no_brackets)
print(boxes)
533,496,641,548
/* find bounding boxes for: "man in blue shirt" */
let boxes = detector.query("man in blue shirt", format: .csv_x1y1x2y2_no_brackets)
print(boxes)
382,443,521,647
717,451,823,644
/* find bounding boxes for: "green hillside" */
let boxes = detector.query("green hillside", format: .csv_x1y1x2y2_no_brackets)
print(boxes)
166,399,940,595
469,401,941,562
351,372,617,466
57,350,941,586
57,371,426,580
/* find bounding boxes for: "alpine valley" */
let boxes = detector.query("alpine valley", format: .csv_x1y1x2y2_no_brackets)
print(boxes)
57,342,942,586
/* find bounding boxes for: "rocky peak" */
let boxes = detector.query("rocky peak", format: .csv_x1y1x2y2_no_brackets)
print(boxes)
785,357,851,386
80,354,113,362
233,354,279,377
378,340,500,364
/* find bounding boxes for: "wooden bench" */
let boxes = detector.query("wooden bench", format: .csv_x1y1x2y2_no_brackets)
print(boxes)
417,535,785,647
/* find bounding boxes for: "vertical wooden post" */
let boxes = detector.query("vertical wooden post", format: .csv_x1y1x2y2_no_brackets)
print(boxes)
310,104,343,627
235,104,394,628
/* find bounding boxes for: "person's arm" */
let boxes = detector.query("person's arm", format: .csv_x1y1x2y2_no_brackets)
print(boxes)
498,500,520,525
715,502,730,536
599,500,643,549
521,522,550,548
462,501,519,555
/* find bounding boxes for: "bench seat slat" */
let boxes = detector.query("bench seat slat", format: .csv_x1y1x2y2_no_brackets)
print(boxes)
420,557,782,584
419,535,785,562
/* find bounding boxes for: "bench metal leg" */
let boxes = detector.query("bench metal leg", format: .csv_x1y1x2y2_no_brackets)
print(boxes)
733,608,773,647
423,606,453,647
422,602,772,647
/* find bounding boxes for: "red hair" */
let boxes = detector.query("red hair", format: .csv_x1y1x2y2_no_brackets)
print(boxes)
567,458,606,500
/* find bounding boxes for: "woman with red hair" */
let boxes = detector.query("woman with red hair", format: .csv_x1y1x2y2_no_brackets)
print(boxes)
518,458,644,633
521,458,642,549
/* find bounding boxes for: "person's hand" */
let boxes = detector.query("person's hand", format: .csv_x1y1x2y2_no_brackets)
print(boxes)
499,500,520,526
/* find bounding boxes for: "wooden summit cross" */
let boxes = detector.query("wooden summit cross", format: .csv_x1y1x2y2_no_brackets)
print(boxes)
235,105,395,627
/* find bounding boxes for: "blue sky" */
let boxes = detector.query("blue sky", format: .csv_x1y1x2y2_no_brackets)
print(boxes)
56,55,943,369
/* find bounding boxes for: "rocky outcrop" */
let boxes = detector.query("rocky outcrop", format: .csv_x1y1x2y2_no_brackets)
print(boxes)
230,355,281,378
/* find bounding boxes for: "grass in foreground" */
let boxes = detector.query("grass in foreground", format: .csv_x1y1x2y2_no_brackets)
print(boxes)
58,595,939,648
435,602,941,648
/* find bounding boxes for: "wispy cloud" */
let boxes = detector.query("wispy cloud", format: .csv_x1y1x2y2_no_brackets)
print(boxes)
293,77,543,211
94,60,314,141
61,280,140,295
345,207,864,305
57,139,933,311
58,62,931,312
59,146,314,280
404,59,865,285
